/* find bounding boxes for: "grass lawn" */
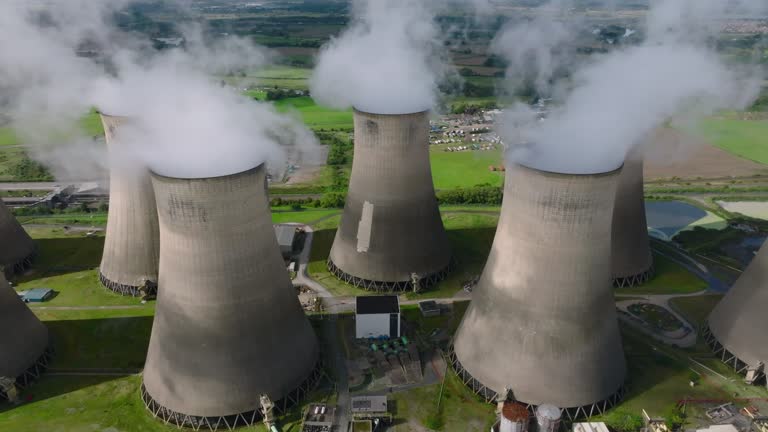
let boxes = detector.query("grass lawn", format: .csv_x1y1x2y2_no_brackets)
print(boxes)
389,369,496,432
17,212,108,226
271,207,341,225
0,374,328,432
11,228,141,307
669,295,724,328
307,212,498,298
429,146,504,189
615,253,708,296
33,308,155,369
594,325,768,428
699,118,768,164
274,96,353,130
0,127,18,147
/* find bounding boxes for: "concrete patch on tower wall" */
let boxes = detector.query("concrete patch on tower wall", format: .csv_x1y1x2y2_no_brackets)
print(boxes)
357,201,373,252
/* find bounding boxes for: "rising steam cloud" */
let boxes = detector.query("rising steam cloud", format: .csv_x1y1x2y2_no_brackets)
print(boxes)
310,0,447,115
0,0,317,180
496,0,766,174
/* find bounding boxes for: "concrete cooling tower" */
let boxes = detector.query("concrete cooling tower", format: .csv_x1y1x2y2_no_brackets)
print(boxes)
328,109,452,291
704,244,768,385
0,199,35,276
141,164,320,429
611,157,653,288
99,113,160,296
451,162,627,419
0,271,50,401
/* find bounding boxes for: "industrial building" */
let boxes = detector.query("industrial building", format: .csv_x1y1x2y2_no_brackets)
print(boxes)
355,295,400,339
0,199,35,276
611,156,653,287
141,164,320,429
274,224,298,259
328,109,452,291
705,243,768,385
0,271,50,401
451,163,627,419
98,113,160,296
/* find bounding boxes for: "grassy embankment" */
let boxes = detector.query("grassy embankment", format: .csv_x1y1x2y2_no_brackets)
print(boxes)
615,253,708,296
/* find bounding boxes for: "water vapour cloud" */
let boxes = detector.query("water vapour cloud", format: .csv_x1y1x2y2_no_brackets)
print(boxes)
495,0,766,174
0,0,318,181
310,0,448,115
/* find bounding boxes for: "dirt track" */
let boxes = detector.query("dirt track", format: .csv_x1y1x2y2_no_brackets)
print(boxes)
644,128,768,180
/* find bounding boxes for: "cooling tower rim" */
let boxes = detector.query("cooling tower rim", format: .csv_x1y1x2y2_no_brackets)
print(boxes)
149,162,265,181
352,106,430,117
512,160,624,178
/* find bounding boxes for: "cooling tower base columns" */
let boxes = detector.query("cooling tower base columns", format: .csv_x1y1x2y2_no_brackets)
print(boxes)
4,252,35,278
612,265,654,288
703,324,766,385
327,259,452,292
99,272,157,297
0,346,53,402
140,360,323,430
448,348,627,420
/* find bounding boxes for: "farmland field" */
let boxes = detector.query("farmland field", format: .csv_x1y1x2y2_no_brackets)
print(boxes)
698,118,768,165
429,145,504,189
274,96,353,130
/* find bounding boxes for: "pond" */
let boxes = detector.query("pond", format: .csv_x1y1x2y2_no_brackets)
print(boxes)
645,200,716,238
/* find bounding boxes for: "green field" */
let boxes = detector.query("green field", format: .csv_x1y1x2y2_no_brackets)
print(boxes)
429,146,504,189
615,253,708,296
274,96,353,130
248,66,312,90
0,128,18,147
700,118,768,164
669,295,724,328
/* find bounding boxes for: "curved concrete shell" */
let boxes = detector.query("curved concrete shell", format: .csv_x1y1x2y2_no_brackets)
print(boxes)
328,109,451,291
142,165,320,429
0,199,35,276
99,113,160,296
0,271,50,401
611,157,653,287
451,162,627,419
705,244,768,385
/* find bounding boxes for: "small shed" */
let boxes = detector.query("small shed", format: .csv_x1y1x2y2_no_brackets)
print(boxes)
355,295,400,339
22,288,54,303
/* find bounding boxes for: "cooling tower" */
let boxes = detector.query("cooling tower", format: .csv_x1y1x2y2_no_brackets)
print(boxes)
704,244,768,385
99,113,160,296
328,109,451,291
611,156,653,288
0,271,50,401
451,162,627,419
0,199,35,276
141,164,320,429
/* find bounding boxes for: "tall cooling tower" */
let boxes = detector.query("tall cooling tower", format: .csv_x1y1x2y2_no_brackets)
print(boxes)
451,162,627,419
0,271,50,401
704,245,768,385
328,109,452,291
611,156,653,288
0,199,35,276
141,164,320,429
99,113,160,296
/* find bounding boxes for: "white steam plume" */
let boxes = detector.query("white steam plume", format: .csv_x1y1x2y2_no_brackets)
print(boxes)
496,0,766,174
0,0,318,181
310,0,448,115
